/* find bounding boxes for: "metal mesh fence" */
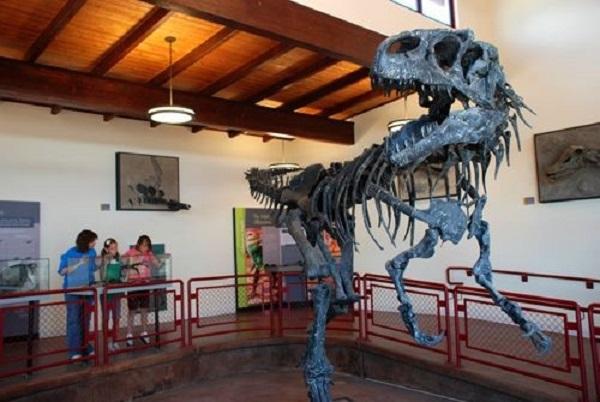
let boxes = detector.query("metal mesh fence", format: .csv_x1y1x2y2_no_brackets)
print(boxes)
363,275,450,359
188,276,271,343
464,299,568,370
371,284,440,335
0,288,98,379
454,286,588,402
102,281,184,362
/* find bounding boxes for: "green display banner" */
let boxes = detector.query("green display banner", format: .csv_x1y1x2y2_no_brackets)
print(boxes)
233,208,277,309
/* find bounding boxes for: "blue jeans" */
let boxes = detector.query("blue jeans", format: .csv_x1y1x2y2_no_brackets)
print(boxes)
65,294,94,358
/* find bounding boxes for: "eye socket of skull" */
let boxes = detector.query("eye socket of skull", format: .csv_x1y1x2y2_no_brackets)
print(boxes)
433,36,460,70
387,36,420,54
460,44,484,78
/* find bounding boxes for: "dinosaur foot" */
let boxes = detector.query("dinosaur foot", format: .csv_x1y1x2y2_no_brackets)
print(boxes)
414,330,445,347
306,376,332,402
524,323,552,355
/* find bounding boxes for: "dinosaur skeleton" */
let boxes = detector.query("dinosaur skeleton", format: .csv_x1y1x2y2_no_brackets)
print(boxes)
245,29,551,402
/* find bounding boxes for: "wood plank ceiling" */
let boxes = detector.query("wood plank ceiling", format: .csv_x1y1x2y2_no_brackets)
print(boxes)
0,0,402,144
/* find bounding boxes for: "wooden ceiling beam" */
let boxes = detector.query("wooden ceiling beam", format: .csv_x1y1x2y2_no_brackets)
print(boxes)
142,0,385,67
239,56,336,103
25,0,88,62
190,125,205,133
279,68,370,112
0,57,353,144
148,26,237,86
199,42,294,96
91,7,171,76
318,90,381,117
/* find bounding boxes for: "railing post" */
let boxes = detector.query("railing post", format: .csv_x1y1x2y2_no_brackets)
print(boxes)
443,285,451,364
179,281,185,348
590,305,600,400
574,305,589,402
453,287,461,368
187,279,192,346
102,287,109,365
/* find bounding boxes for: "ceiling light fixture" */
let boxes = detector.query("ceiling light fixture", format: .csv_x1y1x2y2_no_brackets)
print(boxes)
268,132,295,140
148,36,195,124
269,138,300,171
387,119,412,134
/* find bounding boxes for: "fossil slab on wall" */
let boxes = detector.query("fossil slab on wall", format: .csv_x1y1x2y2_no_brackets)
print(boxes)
535,122,600,203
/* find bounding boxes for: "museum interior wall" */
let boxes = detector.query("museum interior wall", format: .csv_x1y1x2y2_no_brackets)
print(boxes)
288,0,600,296
0,104,281,288
0,0,598,294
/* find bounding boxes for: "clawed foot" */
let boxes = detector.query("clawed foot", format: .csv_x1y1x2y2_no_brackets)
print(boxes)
414,330,445,347
306,376,332,402
524,323,552,355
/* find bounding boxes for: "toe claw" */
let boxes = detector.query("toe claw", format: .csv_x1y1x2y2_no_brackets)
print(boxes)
414,330,445,347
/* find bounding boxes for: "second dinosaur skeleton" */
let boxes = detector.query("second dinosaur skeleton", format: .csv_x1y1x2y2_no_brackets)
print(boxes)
246,28,551,402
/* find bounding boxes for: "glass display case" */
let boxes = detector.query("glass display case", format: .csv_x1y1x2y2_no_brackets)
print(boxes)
0,258,49,295
94,253,172,285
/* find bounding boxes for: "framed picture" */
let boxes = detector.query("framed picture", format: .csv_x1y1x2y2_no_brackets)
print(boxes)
534,122,600,203
116,152,180,211
398,164,458,201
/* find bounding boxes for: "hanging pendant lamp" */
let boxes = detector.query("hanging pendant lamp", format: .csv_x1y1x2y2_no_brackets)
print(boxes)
269,136,300,171
148,36,195,124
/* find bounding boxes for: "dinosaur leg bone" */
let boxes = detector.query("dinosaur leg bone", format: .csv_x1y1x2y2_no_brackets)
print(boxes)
338,239,360,302
470,214,552,354
385,228,445,346
367,184,466,346
284,210,332,279
316,232,348,301
302,283,335,402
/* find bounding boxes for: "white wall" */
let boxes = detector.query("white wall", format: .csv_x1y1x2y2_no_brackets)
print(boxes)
1,1,598,304
0,102,279,289
290,0,600,305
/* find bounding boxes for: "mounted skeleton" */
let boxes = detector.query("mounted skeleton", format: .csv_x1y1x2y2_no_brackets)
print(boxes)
246,29,551,402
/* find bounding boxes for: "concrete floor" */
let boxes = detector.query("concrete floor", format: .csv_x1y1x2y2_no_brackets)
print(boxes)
139,369,463,402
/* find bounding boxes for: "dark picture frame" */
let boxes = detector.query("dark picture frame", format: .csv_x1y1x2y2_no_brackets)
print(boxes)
398,164,459,201
115,152,180,211
534,122,600,203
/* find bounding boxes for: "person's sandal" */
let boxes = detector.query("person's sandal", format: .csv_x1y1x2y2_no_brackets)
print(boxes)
140,331,150,345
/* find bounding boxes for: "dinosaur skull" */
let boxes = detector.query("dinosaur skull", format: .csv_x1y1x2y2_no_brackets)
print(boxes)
545,145,600,180
371,29,505,110
371,29,526,170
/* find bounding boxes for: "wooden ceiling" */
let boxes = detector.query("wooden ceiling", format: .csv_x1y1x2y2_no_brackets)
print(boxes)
0,0,402,144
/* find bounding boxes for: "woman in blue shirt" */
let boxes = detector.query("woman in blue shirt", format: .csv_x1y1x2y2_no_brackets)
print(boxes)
58,229,97,360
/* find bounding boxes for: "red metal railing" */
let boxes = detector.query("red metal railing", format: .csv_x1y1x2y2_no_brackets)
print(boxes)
0,270,596,401
0,287,99,379
102,280,185,364
453,286,589,402
362,273,452,362
446,266,600,290
589,304,600,401
277,273,361,337
187,274,273,344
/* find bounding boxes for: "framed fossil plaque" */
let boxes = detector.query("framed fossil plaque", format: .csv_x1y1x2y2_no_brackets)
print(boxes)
116,152,180,211
534,122,600,203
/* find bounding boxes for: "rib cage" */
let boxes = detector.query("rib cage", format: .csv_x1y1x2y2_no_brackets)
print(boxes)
246,134,513,251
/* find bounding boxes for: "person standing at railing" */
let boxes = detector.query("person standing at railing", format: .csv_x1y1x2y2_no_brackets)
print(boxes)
98,238,123,352
122,235,160,347
58,229,98,360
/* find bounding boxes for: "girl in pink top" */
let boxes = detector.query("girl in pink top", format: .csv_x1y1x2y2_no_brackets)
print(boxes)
122,235,160,346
